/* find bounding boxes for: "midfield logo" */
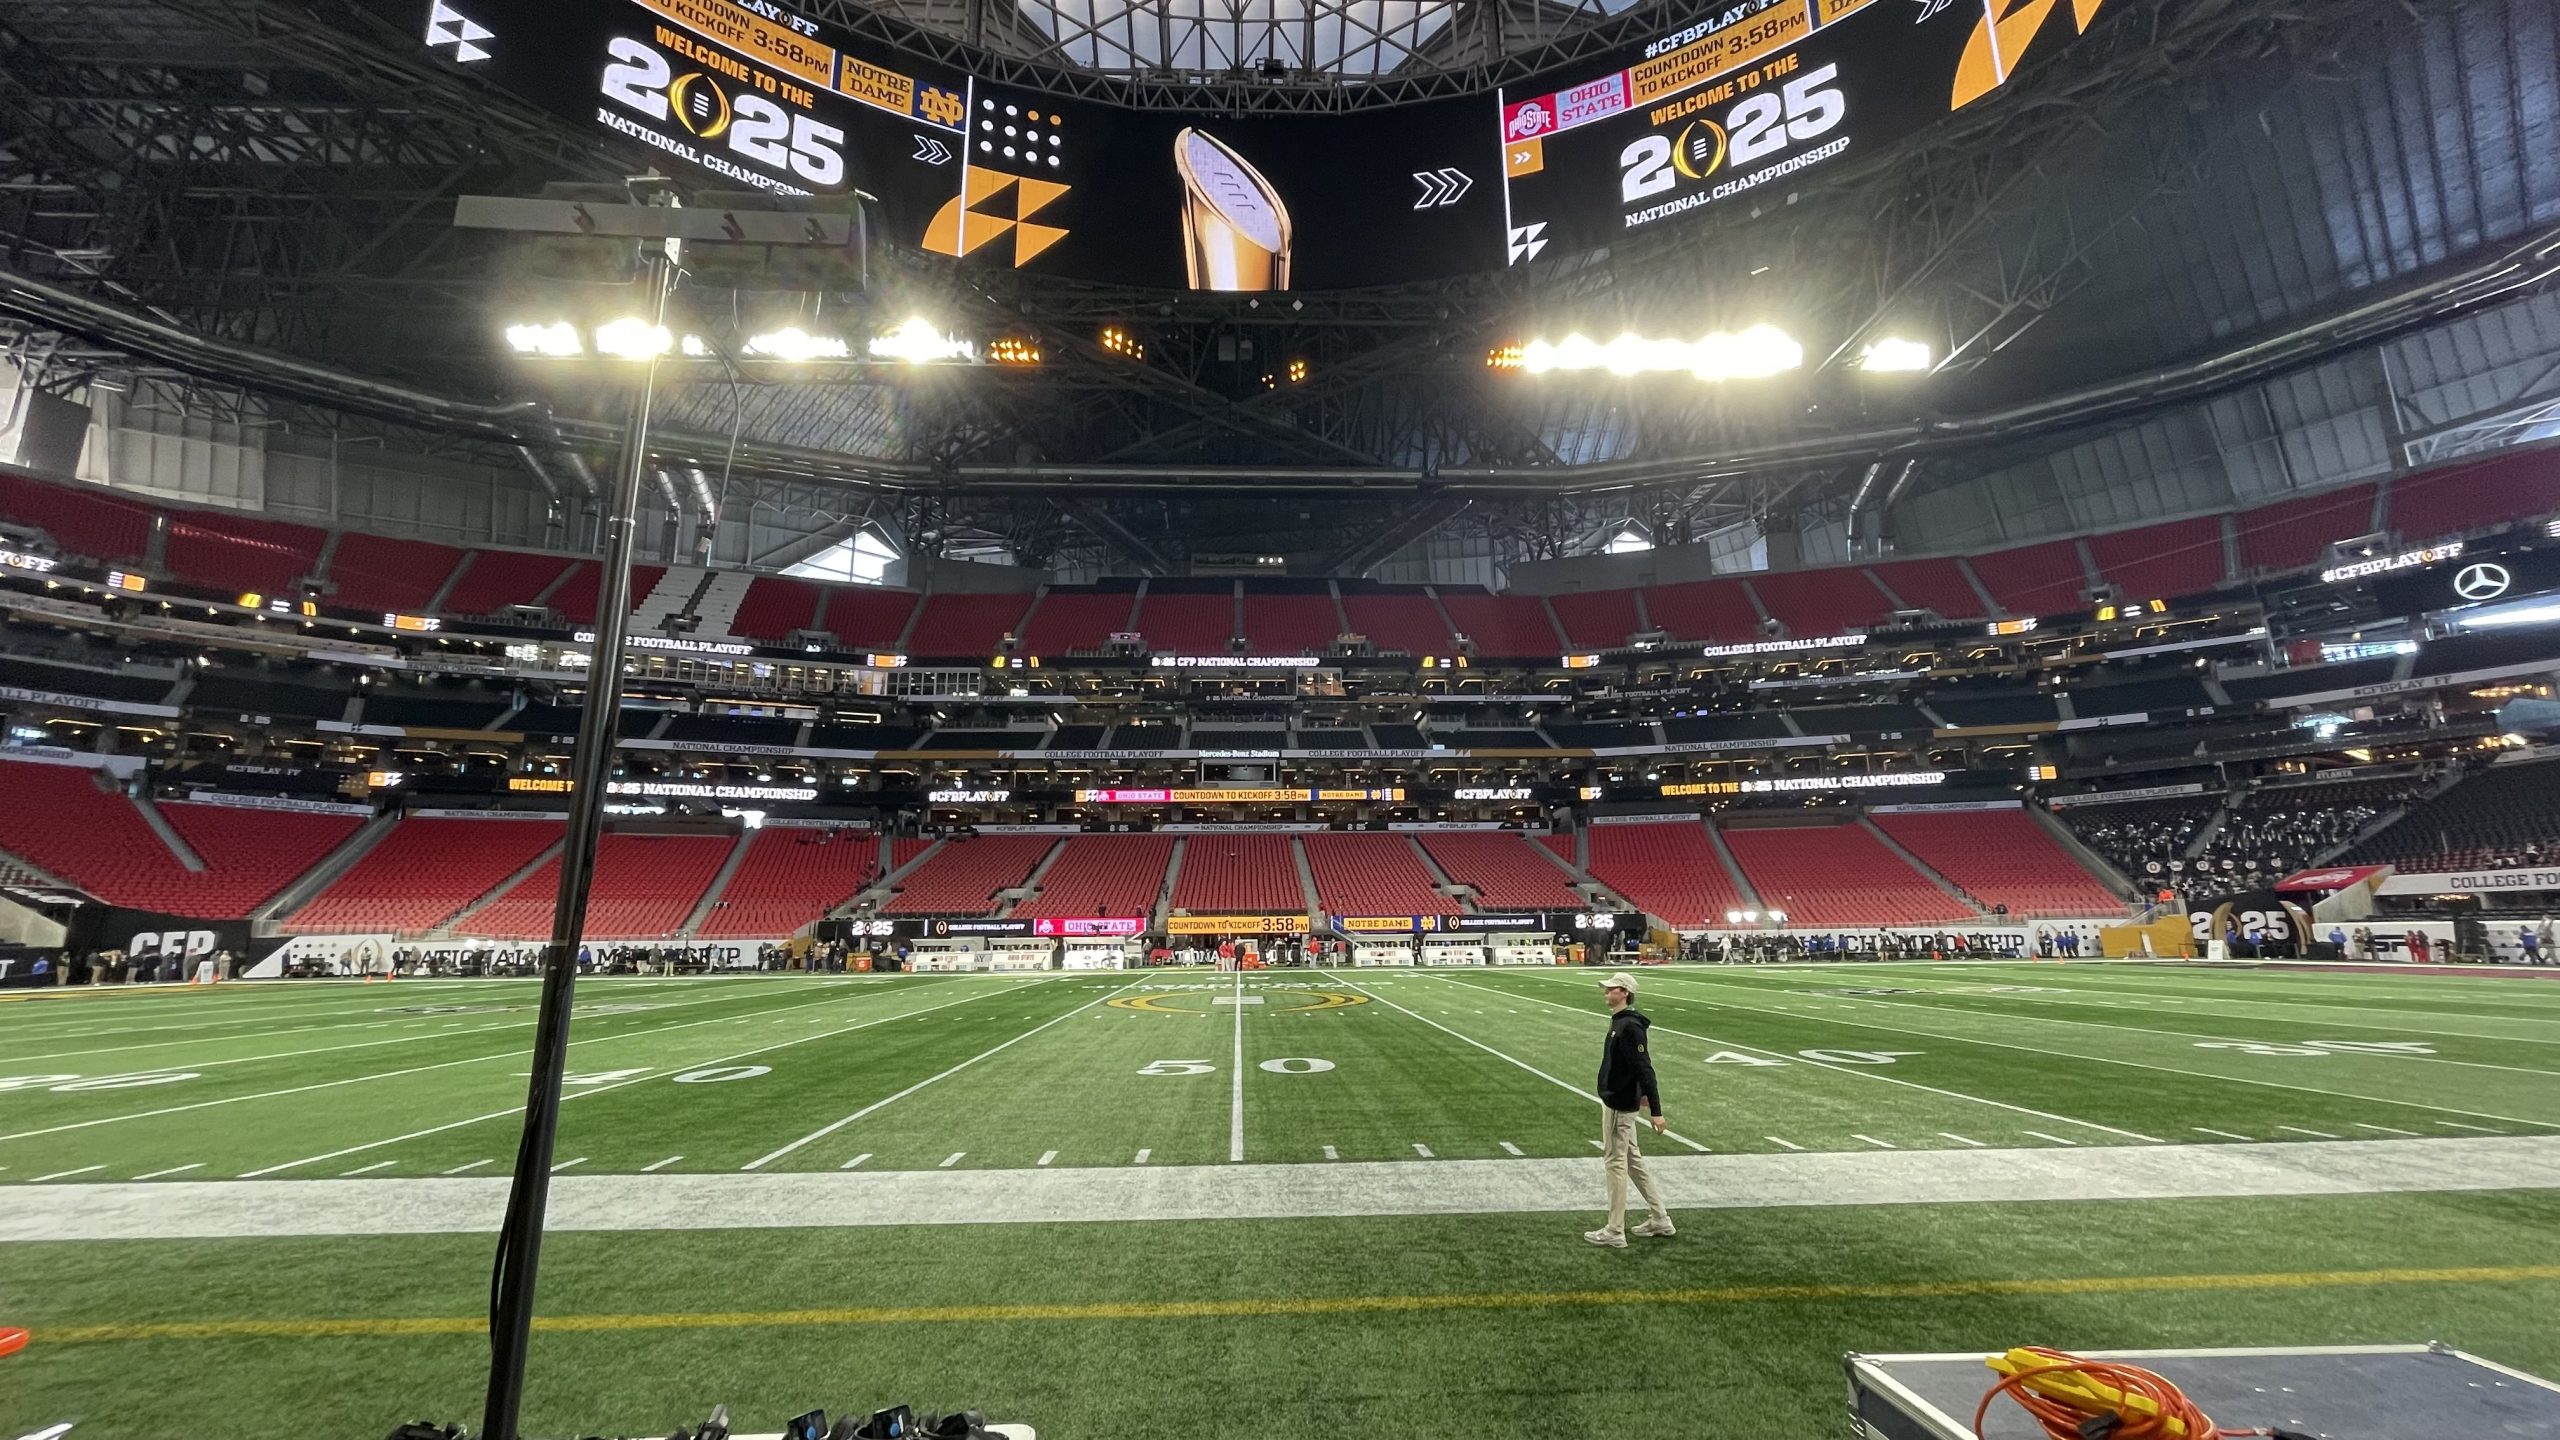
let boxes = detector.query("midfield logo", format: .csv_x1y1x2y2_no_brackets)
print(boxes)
424,0,492,64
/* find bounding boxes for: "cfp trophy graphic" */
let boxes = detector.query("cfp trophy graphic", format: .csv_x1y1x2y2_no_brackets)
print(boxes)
1175,128,1292,292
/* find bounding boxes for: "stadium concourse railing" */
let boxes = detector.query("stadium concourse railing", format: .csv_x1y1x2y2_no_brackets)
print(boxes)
6,441,2560,662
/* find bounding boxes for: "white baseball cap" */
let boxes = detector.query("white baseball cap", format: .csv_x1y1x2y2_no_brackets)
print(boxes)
1601,971,1639,994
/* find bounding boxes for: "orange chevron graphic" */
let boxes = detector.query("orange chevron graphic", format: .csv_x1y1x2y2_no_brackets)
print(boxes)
922,169,1072,267
1952,0,2110,110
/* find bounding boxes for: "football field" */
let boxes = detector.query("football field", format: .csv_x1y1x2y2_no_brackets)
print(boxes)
6,961,2560,1436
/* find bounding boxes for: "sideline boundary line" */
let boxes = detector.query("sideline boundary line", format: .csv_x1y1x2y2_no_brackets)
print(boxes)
31,1263,2560,1343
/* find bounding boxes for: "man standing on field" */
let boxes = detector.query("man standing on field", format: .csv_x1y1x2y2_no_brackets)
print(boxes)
1587,971,1673,1247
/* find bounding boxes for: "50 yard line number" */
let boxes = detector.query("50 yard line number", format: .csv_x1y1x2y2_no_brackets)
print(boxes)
1139,1058,1336,1075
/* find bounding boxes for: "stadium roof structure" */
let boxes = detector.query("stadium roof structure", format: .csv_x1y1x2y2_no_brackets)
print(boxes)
2,0,2559,574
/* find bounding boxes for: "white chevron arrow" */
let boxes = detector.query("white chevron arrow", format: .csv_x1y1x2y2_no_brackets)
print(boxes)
913,134,952,166
1411,166,1474,209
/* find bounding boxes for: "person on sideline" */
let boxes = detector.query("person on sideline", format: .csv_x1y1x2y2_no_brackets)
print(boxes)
1587,971,1673,1248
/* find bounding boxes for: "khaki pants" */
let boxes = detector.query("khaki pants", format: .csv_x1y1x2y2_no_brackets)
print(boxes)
1601,1106,1669,1236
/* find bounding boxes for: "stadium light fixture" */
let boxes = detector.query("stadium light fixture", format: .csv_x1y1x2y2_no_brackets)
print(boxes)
1769,910,1787,924
1725,909,1743,924
1858,337,1933,373
745,326,853,362
505,322,583,357
593,316,674,362
1517,324,1801,380
870,317,976,363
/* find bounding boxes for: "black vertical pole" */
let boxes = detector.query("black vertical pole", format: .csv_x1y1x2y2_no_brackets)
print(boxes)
481,236,673,1440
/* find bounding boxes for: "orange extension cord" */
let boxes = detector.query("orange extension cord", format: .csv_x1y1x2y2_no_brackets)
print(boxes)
1976,1348,2258,1440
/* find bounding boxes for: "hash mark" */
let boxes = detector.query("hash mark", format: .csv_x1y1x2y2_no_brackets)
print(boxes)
1766,1137,1805,1152
643,1156,684,1172
2354,1123,2418,1136
30,1165,103,1183
341,1160,396,1175
2193,1128,2253,1141
443,1159,493,1175
939,1152,965,1168
1853,1135,1896,1149
133,1163,203,1180
1035,1151,1056,1167
2276,1126,2337,1139
1412,1143,1434,1158
1498,1141,1524,1156
2437,1121,2501,1133
1133,1149,1151,1165
1937,1133,1984,1148
2022,1132,2078,1147
551,1157,586,1172
1322,1145,1338,1160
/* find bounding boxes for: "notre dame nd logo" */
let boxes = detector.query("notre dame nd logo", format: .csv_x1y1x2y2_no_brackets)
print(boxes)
923,169,1069,267
1951,0,2109,110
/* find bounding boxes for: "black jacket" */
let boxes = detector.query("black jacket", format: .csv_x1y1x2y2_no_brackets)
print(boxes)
1597,1007,1661,1115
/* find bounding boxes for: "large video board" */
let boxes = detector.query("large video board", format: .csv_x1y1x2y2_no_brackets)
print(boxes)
387,0,2116,290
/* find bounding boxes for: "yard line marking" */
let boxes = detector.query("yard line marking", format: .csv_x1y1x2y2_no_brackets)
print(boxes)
643,1156,685,1172
1412,1143,1433,1158
1460,972,2167,1145
939,1153,965,1168
1590,1139,1606,1150
1499,1141,1524,1156
1610,972,2560,1138
5,981,977,1148
2355,1123,2419,1136
1133,1149,1151,1165
230,981,1049,1179
2194,1128,2255,1141
34,1262,2560,1344
340,1160,396,1176
1852,1135,1896,1149
1766,1137,1805,1152
31,1164,105,1182
739,980,1135,1173
442,1159,493,1175
1322,1145,1338,1160
2438,1121,2502,1133
551,1157,586,1172
1230,967,1246,1163
1325,971,1711,1153
1035,1151,1056,1167
133,1163,203,1180
2022,1132,2079,1147
2277,1126,2338,1139
1938,1133,1985,1148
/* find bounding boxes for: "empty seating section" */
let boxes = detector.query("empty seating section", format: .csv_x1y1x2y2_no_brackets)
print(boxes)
285,816,560,933
0,470,153,562
1584,821,1741,928
1871,810,2121,917
1135,591,1235,653
1304,833,1457,916
1338,593,1454,654
460,832,733,939
2388,450,2560,540
1973,540,2091,617
2237,483,2375,573
1723,824,1972,926
1172,836,1304,912
1540,832,1578,866
2350,762,2560,871
2088,517,2226,600
698,827,879,937
1751,568,1894,636
1018,834,1175,918
882,834,1055,914
1020,591,1134,653
550,564,663,627
906,592,1031,656
728,577,827,642
327,532,464,614
1420,832,1581,910
820,588,921,649
1439,592,1560,656
1548,588,1642,649
1867,559,1984,620
888,837,936,873
440,550,578,617
1641,579,1759,643
163,512,325,597
0,763,356,917
1241,594,1343,652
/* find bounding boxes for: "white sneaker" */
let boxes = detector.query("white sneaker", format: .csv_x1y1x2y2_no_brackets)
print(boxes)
1631,1219,1675,1238
1583,1228,1627,1247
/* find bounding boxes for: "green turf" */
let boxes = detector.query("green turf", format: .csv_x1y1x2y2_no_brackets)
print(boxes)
5,961,2560,1436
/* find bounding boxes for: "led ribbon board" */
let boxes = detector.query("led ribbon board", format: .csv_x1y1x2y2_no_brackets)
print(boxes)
380,0,2115,290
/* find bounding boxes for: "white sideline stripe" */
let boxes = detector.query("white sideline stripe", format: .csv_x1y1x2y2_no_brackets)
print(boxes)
1499,1141,1524,1156
19,1135,2557,1241
1511,972,2180,1143
644,1156,685,1172
442,1159,492,1175
1938,1134,1984,1148
229,980,1043,1178
1034,1151,1055,1167
2022,1132,2078,1147
1325,971,1711,1154
1230,968,1246,1164
2195,1128,2255,1142
739,980,1133,1173
133,1163,203,1180
30,1165,103,1183
341,1160,396,1176
1766,1137,1805,1152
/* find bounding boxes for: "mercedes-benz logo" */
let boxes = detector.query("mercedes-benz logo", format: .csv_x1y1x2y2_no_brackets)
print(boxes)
2454,562,2513,601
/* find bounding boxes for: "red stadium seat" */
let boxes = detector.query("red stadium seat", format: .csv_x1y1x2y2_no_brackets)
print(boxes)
286,815,563,934
458,832,734,940
1170,835,1305,914
1584,821,1744,929
0,763,360,919
697,826,880,938
1304,833,1457,917
1871,809,2123,918
1722,824,1972,926
1419,832,1581,910
882,834,1056,916
1016,833,1175,919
